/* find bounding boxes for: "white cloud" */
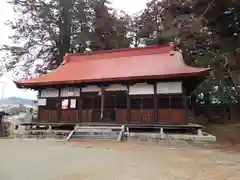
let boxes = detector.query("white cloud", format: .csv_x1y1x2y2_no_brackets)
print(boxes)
111,0,147,14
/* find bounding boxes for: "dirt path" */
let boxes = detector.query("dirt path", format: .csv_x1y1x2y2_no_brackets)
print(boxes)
0,140,240,180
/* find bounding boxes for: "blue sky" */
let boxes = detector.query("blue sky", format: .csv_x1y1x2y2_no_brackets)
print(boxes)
0,0,148,100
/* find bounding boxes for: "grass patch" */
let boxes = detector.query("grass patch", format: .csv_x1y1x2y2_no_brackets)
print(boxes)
202,122,240,151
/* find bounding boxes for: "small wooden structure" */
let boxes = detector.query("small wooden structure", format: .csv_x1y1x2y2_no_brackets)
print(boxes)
0,111,9,137
14,45,209,128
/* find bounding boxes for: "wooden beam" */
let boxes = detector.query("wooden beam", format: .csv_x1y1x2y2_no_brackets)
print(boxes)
78,88,82,123
127,85,130,123
37,90,41,123
154,83,158,123
182,85,189,124
57,88,61,123
100,87,105,121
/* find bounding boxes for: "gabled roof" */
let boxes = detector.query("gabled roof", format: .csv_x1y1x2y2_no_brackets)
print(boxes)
14,45,209,88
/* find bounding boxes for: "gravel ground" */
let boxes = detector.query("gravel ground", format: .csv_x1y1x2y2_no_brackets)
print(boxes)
0,139,240,180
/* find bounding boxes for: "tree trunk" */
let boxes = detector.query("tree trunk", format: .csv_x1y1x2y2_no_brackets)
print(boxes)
57,0,72,67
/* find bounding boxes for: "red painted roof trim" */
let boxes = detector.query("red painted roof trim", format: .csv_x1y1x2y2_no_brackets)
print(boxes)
14,70,209,88
14,44,210,88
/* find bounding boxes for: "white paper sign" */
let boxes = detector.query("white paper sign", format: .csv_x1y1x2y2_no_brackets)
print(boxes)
82,85,101,92
70,99,77,108
61,87,80,97
106,84,128,91
129,83,154,95
38,98,47,106
62,99,69,109
157,82,182,94
41,88,59,97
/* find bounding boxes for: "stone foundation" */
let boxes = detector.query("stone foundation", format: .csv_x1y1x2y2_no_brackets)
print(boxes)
126,132,216,143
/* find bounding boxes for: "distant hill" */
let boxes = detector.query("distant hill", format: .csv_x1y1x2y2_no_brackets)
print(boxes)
0,97,36,106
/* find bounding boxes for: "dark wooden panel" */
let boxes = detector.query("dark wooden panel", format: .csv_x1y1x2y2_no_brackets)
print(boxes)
130,109,142,123
158,109,171,124
82,110,92,122
60,110,79,122
38,108,58,122
60,110,69,122
129,109,154,124
158,108,186,124
39,108,46,122
92,109,101,122
169,109,186,124
141,109,154,124
51,110,58,122
103,109,115,122
116,109,127,124
68,110,79,122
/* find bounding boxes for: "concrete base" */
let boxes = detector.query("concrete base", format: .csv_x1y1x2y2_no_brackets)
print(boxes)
127,132,216,143
167,133,216,142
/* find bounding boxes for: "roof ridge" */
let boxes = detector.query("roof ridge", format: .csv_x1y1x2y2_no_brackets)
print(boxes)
67,44,172,57
61,44,173,65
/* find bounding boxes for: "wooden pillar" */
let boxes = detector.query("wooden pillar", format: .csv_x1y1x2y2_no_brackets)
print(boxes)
127,85,130,123
182,85,189,124
154,83,158,123
78,88,82,123
57,88,61,123
37,89,42,122
100,87,105,121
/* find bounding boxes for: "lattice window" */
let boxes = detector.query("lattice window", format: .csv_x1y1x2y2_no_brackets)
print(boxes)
104,92,127,109
130,96,154,109
115,94,127,108
82,97,93,109
157,95,184,109
171,95,184,108
46,98,60,110
93,96,101,109
130,98,142,109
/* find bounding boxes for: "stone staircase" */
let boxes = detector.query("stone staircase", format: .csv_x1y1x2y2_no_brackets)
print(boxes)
67,125,125,141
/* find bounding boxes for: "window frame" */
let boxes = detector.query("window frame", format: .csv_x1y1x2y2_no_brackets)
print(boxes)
104,91,127,109
157,94,184,110
130,95,154,109
46,98,60,110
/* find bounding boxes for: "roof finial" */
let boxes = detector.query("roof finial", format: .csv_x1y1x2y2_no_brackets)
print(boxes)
61,54,70,65
169,42,175,56
169,42,174,48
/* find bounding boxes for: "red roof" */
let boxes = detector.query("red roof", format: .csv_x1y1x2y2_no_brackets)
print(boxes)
14,45,209,87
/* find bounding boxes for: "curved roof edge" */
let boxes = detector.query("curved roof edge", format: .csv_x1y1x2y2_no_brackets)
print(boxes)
14,44,211,89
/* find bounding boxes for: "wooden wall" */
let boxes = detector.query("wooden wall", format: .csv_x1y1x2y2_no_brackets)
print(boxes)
157,95,186,124
37,82,187,125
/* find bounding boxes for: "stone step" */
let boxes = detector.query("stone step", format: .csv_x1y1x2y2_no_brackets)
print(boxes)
67,125,125,141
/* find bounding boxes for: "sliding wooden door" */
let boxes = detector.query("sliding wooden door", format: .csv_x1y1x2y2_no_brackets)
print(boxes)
129,95,154,124
157,95,186,124
104,91,128,124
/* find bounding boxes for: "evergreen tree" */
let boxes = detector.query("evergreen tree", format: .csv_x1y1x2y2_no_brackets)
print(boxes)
137,0,240,104
1,0,131,77
88,0,131,50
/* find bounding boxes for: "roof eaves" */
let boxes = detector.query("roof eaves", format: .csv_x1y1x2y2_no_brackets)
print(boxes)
14,69,209,88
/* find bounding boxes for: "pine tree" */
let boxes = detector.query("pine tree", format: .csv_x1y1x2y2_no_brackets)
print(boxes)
1,0,131,77
137,0,240,104
2,0,80,75
88,0,131,51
